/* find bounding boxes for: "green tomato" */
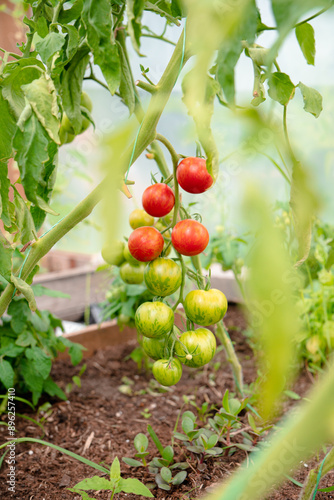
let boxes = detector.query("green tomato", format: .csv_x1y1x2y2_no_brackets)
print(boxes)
119,262,144,284
152,358,182,386
61,113,74,134
174,328,216,367
101,241,125,266
124,242,141,265
81,91,93,112
81,116,91,132
129,209,154,229
135,301,174,338
184,289,228,326
144,258,182,297
142,336,171,360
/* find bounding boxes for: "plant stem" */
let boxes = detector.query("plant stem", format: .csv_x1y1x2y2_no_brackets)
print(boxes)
295,7,332,27
216,322,244,396
23,32,33,58
283,105,297,165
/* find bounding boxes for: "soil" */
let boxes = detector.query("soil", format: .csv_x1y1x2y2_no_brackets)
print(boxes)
1,305,333,500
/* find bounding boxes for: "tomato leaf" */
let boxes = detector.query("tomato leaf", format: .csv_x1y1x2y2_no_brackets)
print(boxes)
60,45,90,134
11,275,37,312
0,359,15,389
0,230,13,283
73,476,115,490
58,0,83,24
117,41,136,115
13,189,36,245
82,0,120,94
297,82,323,118
216,41,243,105
0,92,16,227
295,23,315,66
22,74,60,144
36,32,66,63
20,357,44,400
126,0,145,55
268,72,295,106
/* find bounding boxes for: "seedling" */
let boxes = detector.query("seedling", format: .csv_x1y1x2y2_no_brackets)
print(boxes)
65,364,87,394
68,457,153,499
123,433,150,467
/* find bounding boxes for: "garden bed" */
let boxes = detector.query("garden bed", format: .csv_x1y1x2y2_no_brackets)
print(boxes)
0,306,332,500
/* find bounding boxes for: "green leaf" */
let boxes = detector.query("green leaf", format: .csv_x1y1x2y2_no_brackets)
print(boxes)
216,41,243,105
36,16,49,38
0,232,13,282
117,477,154,497
0,359,15,389
126,0,145,55
8,299,31,334
160,467,172,483
207,434,219,449
35,32,66,63
134,433,148,452
1,58,45,118
171,0,184,17
43,376,67,400
284,390,301,400
297,82,323,118
82,0,120,94
268,72,295,106
60,24,80,62
110,457,121,479
60,45,90,134
171,470,187,485
61,337,85,365
22,74,60,144
16,330,36,347
58,0,83,23
20,357,43,396
122,457,143,467
117,41,135,115
73,476,114,491
13,190,36,245
0,91,17,227
25,346,52,379
11,275,37,311
31,284,70,298
271,1,325,30
295,23,315,66
67,490,96,500
147,424,164,455
182,416,194,434
162,445,174,462
0,343,24,358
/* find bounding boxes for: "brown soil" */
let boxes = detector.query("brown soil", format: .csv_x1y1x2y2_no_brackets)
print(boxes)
1,306,333,500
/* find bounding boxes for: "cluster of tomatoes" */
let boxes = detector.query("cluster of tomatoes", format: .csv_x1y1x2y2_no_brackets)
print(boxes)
102,157,227,386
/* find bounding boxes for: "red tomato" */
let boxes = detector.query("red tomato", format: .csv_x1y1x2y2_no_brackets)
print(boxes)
171,219,209,256
142,183,175,218
176,157,213,194
128,226,164,262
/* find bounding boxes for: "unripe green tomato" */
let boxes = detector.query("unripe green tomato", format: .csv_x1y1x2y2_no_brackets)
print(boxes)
152,358,182,386
81,91,93,112
66,132,75,144
124,242,141,265
61,113,74,134
135,301,174,338
59,126,68,145
119,262,144,284
174,328,216,367
144,257,182,297
101,241,125,266
129,209,154,229
184,289,228,326
81,116,91,132
142,336,171,360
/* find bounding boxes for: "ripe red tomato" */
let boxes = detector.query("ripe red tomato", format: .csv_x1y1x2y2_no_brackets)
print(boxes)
171,219,209,256
142,183,175,218
176,157,213,194
128,226,164,262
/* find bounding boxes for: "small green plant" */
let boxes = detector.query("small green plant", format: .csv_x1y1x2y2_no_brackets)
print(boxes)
0,281,85,405
65,364,87,395
189,399,216,423
123,424,188,491
68,457,153,499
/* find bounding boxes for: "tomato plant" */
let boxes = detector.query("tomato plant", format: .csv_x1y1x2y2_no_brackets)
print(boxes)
184,289,227,326
144,258,182,297
135,301,174,338
171,220,209,256
142,183,175,217
152,358,182,386
128,227,164,262
174,328,216,367
176,157,213,194
129,209,154,229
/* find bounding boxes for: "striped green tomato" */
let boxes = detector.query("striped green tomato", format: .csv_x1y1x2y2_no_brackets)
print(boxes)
135,301,174,338
142,336,171,360
174,328,216,367
184,289,227,326
152,358,182,386
144,258,182,297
